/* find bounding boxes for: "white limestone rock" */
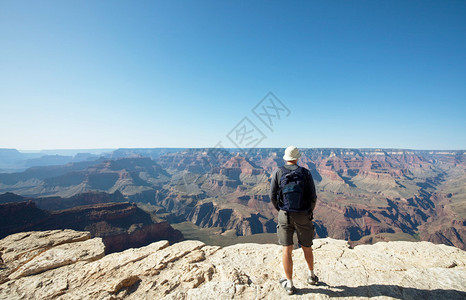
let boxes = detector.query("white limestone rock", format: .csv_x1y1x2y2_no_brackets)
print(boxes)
0,231,465,299
9,238,105,280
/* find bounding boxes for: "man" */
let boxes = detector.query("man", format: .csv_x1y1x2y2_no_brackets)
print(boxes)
269,146,318,295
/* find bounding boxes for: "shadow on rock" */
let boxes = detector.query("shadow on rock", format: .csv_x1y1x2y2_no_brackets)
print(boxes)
298,283,466,299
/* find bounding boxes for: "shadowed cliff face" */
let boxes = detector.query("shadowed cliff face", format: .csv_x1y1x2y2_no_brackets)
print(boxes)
102,221,183,253
0,230,465,299
186,202,269,236
0,201,51,238
0,199,183,254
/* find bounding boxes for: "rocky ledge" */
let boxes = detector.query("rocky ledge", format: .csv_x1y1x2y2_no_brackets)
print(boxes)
0,230,465,299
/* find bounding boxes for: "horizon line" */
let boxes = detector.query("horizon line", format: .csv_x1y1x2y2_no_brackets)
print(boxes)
2,147,465,152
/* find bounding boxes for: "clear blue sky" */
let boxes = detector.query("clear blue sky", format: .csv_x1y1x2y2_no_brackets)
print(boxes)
1,0,465,150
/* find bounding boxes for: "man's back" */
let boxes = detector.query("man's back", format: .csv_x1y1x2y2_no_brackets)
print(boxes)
269,164,317,213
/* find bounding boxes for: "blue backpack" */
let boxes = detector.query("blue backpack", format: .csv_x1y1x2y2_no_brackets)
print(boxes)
278,166,310,212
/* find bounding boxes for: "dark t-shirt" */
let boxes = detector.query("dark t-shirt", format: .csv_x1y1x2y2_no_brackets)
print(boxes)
269,164,317,211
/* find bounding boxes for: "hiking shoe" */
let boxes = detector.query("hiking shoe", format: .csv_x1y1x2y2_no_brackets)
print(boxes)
307,274,319,285
279,278,297,295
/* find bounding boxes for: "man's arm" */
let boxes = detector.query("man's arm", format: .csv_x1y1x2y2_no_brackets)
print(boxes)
306,171,317,212
269,169,281,211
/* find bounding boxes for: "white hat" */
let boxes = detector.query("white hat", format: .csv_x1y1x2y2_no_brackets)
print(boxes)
283,146,301,161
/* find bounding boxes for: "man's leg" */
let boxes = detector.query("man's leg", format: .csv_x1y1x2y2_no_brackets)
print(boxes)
302,245,314,271
294,210,317,285
278,211,297,294
282,245,294,280
302,245,318,285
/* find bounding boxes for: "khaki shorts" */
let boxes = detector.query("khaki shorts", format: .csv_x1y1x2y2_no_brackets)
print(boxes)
277,210,315,247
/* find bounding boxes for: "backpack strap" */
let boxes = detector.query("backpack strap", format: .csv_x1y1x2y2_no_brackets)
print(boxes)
279,166,296,184
278,166,291,204
278,166,288,176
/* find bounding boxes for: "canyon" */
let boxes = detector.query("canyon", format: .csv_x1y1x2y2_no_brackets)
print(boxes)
0,148,464,250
